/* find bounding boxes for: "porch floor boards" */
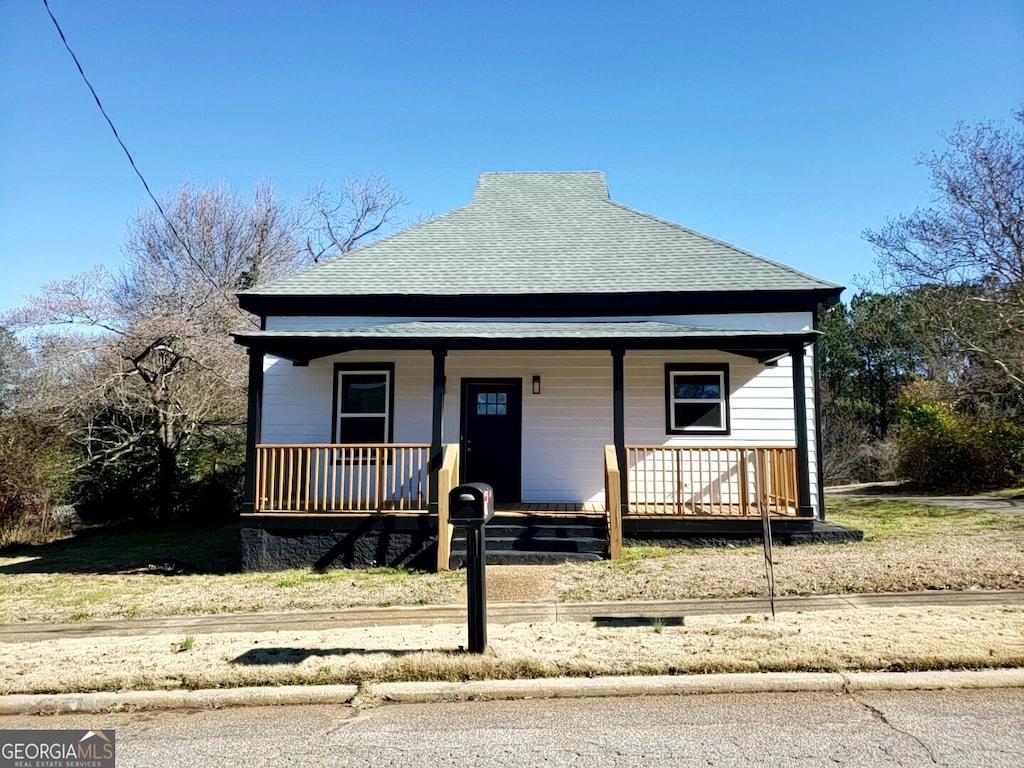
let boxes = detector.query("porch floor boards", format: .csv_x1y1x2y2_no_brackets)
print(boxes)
247,502,801,519
494,502,605,516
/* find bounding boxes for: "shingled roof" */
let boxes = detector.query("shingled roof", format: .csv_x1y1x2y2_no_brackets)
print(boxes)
241,171,839,301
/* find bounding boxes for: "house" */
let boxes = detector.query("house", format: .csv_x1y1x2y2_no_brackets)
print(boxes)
233,171,856,572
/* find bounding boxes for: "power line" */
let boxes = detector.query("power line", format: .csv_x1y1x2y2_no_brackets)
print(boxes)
41,0,227,297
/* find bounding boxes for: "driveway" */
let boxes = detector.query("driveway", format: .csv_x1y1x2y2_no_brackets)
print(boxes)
826,484,1024,516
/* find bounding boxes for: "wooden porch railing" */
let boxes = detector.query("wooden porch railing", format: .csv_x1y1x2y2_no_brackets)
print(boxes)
624,445,800,517
603,445,623,560
436,443,460,572
255,443,430,513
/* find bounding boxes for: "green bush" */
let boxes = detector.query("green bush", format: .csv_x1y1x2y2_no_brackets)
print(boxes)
0,416,73,546
896,385,1024,491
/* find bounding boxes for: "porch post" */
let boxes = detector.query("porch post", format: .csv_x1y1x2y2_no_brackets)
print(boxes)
429,347,447,514
790,343,815,517
813,305,827,521
242,346,264,514
611,347,627,514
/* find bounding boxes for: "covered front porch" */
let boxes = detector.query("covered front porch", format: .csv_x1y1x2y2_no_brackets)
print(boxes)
234,320,820,571
244,440,802,569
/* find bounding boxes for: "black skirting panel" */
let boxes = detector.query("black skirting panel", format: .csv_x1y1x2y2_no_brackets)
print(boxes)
241,516,437,572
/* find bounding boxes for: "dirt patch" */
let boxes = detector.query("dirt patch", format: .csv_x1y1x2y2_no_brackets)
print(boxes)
485,566,557,603
1,606,1021,695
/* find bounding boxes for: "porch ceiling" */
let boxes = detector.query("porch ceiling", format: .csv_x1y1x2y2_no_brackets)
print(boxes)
232,321,817,364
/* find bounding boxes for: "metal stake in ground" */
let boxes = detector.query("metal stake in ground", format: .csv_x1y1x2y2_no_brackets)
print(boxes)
760,501,776,619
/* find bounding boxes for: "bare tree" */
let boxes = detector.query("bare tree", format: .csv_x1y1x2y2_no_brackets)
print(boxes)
5,182,298,520
865,108,1024,394
300,174,408,263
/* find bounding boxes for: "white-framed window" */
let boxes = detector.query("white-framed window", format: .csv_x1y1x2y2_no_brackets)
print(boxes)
333,363,394,443
665,364,730,435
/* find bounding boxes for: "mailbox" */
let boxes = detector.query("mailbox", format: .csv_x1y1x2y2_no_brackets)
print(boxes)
448,482,493,653
449,482,494,526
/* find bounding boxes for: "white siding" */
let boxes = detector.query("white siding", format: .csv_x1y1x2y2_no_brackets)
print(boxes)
264,312,813,332
261,351,433,444
257,341,819,514
443,350,612,504
624,349,818,508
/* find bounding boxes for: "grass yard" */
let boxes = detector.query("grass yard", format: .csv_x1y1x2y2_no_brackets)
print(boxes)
0,526,464,624
555,498,1024,602
0,498,1022,624
3,605,1022,694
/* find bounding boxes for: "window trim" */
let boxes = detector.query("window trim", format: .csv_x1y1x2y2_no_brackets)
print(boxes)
331,362,396,444
664,363,731,436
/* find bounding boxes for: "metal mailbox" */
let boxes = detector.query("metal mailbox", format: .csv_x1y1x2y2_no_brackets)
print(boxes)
449,482,495,526
448,482,493,653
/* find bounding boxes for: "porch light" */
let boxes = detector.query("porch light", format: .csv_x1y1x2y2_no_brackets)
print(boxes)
532,375,541,395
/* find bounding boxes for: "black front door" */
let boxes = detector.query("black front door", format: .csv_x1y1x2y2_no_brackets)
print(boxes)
461,379,522,505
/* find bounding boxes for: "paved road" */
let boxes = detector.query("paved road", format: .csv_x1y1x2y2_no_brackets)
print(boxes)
3,689,1021,767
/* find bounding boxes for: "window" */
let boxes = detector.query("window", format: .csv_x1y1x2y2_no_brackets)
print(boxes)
665,364,730,434
475,391,507,416
333,364,394,443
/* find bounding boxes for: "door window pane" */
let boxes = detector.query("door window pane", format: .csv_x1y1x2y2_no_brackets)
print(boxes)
475,391,510,416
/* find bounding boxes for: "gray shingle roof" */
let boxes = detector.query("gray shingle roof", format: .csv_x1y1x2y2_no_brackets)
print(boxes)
244,172,838,297
234,321,813,341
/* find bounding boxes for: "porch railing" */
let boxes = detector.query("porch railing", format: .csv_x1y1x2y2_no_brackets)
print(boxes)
603,445,623,560
624,445,800,517
255,443,430,513
435,444,460,571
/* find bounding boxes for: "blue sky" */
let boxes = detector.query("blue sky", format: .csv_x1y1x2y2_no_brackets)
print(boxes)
1,1,1021,313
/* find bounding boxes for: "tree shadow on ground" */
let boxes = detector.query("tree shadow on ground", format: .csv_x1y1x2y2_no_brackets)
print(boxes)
826,482,920,496
0,524,241,576
231,646,463,666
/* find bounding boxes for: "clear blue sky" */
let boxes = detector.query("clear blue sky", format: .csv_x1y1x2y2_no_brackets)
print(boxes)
1,0,1021,313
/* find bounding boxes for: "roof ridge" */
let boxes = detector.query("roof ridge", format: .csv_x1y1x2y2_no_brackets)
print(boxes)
603,199,842,290
477,170,606,176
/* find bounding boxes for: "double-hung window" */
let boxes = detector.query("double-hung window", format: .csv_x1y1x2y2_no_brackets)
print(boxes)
333,363,394,443
665,364,730,435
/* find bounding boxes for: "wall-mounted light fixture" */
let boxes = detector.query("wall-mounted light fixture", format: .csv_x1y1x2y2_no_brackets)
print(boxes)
532,375,541,395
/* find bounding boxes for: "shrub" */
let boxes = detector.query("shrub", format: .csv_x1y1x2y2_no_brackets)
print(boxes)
0,416,73,547
896,383,1024,491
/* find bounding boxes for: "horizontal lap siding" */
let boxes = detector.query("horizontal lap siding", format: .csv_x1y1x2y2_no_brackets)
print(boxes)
261,351,433,444
624,349,818,511
262,311,813,331
255,324,819,512
444,350,612,504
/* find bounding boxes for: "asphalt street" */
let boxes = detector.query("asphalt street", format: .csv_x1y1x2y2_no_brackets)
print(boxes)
2,688,1021,767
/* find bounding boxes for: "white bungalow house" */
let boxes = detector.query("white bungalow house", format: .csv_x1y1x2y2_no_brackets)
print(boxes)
233,171,853,572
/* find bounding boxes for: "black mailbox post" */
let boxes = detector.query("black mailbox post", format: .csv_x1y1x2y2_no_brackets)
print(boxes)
449,482,494,653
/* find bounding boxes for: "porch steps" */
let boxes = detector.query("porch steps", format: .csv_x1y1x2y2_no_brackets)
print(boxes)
448,514,608,568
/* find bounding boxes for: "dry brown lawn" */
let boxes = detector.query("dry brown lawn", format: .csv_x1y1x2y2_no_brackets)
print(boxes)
0,498,1021,624
1,605,1021,695
557,498,1024,602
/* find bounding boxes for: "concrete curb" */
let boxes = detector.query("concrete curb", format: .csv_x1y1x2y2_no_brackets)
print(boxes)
2,670,1022,715
370,672,846,704
0,684,359,716
370,668,1024,704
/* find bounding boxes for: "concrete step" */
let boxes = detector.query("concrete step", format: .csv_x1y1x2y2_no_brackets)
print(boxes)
448,550,604,568
454,524,607,539
451,535,607,554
